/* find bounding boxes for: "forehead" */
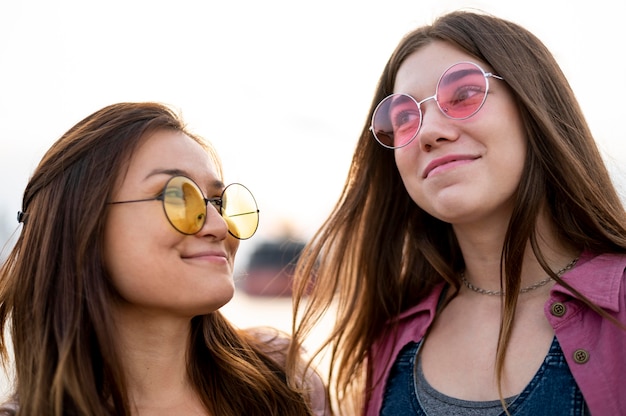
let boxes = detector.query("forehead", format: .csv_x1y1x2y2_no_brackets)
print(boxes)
394,41,485,94
124,129,221,184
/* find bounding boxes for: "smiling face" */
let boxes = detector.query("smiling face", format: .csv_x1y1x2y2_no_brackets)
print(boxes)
103,129,239,318
393,41,527,226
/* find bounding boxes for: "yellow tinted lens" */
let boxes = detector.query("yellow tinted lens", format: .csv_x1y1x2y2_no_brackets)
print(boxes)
162,176,206,234
222,183,259,239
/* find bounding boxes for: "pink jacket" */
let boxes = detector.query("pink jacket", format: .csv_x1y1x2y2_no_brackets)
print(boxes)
365,250,626,415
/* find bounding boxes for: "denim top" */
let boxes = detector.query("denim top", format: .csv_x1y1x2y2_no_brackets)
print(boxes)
380,336,589,415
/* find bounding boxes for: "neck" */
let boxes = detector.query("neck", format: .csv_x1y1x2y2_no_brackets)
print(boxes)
112,307,195,407
453,212,578,294
461,257,578,296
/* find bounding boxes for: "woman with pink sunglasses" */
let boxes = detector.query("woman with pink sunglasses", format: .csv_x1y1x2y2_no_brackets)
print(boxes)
289,11,626,415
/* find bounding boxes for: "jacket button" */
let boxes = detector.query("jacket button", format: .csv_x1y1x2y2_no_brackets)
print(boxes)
573,349,589,364
550,302,566,317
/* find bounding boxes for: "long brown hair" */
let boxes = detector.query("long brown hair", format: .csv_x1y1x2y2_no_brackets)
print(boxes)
0,102,315,415
289,10,626,414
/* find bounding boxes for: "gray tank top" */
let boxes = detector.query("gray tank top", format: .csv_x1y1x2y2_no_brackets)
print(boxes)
380,336,588,415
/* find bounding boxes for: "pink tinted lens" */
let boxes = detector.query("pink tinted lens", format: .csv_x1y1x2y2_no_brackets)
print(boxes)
371,93,421,148
436,62,488,119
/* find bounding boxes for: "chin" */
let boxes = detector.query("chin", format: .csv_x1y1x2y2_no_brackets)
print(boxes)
187,294,235,316
208,284,236,311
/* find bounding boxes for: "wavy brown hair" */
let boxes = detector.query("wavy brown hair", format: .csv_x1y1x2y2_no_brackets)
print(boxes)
0,102,315,415
288,10,626,414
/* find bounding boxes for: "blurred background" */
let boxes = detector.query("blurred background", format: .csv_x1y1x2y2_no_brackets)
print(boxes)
0,0,625,396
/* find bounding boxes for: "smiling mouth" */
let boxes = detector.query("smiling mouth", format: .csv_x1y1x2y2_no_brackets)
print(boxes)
182,251,228,262
424,156,478,178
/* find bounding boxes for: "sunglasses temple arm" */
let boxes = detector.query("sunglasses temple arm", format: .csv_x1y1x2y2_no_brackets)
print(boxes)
227,210,259,218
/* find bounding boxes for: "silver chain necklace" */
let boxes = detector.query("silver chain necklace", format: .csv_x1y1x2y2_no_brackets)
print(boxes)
460,258,579,296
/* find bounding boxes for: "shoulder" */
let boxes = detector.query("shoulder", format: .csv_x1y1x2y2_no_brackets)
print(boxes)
555,251,626,311
243,327,331,416
372,282,445,355
243,326,290,365
571,250,626,277
548,252,626,414
365,284,445,416
0,399,17,416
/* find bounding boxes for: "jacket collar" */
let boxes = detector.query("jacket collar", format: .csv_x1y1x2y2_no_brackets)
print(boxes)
553,250,626,312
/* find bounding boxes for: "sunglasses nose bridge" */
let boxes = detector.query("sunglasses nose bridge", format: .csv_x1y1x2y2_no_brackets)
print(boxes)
204,197,229,228
205,197,222,213
415,94,449,133
417,93,440,117
196,196,229,236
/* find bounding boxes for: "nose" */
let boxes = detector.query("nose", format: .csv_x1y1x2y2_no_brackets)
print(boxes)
416,97,457,151
197,202,229,239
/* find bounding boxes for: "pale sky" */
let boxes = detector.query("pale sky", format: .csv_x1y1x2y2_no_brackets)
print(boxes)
1,0,624,258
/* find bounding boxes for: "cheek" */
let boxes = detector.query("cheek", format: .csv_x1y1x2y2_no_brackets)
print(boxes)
498,114,527,175
103,212,145,293
103,225,175,306
103,208,179,291
103,210,127,277
394,147,414,178
394,149,430,211
226,235,240,264
394,145,422,192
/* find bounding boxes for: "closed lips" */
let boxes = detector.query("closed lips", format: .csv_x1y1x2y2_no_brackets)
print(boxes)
182,250,227,259
423,154,479,178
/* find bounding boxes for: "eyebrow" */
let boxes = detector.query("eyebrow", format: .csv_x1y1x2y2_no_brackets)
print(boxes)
440,68,483,86
145,168,225,190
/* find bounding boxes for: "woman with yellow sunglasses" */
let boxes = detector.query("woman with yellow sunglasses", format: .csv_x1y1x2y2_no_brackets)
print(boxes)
0,102,328,416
